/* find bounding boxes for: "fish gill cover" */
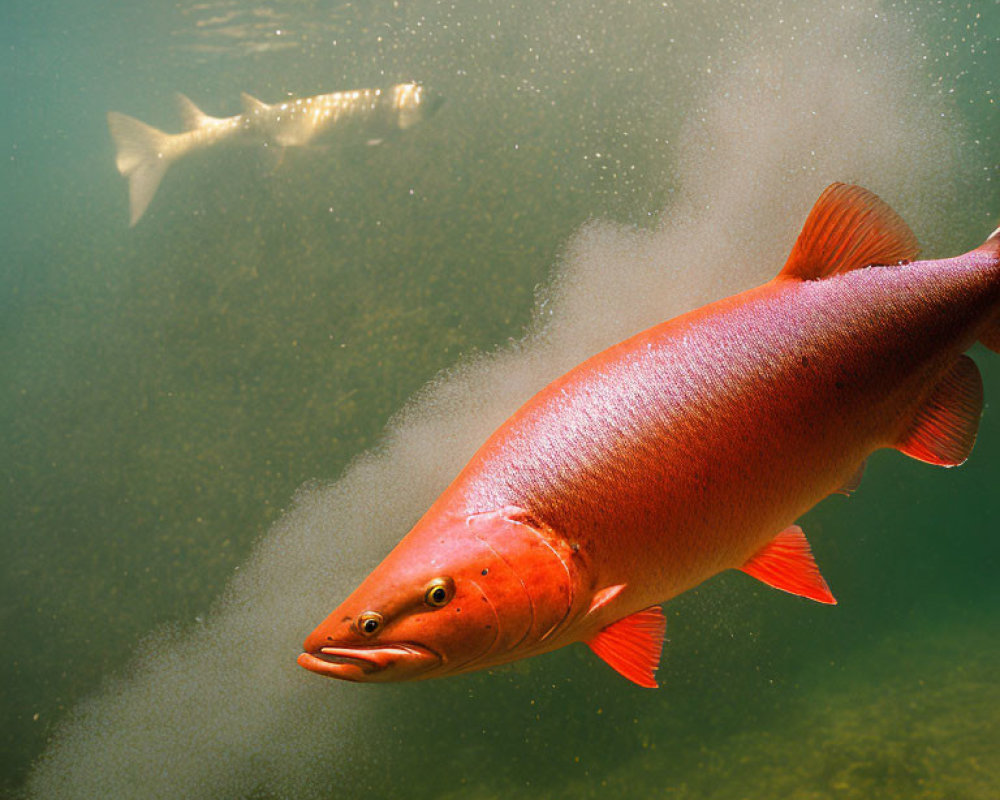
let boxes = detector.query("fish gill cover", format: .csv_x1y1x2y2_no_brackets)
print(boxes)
16,0,998,798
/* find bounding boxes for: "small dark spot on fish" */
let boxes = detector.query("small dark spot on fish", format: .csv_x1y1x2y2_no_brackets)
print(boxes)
571,543,580,553
481,568,488,576
801,356,810,367
456,607,461,613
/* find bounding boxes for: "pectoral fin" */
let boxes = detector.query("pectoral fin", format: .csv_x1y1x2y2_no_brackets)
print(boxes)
585,605,666,688
586,584,626,615
739,525,836,604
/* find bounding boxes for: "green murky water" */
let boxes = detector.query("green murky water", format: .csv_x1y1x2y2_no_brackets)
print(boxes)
3,1,997,798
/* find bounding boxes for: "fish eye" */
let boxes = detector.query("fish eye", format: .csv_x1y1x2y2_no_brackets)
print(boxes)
424,577,454,608
357,611,383,636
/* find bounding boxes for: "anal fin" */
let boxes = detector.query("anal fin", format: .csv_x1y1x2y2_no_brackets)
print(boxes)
585,605,666,688
896,355,983,467
740,525,836,604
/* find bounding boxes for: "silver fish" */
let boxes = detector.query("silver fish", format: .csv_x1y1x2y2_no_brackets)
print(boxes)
107,83,443,226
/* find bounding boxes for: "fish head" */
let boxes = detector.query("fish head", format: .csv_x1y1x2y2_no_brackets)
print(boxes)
389,82,444,129
298,505,581,682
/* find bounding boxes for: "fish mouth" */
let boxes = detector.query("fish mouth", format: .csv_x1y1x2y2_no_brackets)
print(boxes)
297,643,441,682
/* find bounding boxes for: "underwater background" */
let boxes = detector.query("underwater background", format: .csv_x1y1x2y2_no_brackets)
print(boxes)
3,0,998,797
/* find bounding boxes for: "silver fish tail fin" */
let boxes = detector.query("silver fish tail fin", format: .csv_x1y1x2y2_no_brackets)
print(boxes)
107,111,173,226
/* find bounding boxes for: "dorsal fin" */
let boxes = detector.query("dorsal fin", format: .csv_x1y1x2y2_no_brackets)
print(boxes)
585,605,666,688
175,93,216,130
739,525,836,604
240,92,271,117
896,355,983,466
778,183,920,281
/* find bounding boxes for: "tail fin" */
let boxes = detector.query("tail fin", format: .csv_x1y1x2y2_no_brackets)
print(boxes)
107,111,173,226
976,226,1000,353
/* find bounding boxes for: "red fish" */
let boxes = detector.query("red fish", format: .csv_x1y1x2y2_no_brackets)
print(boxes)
298,184,1000,688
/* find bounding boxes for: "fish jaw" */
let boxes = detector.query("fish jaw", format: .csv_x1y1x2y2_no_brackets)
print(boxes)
297,643,441,682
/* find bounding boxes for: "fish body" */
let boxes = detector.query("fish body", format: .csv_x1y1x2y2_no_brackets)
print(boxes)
299,184,1000,687
107,83,442,225
240,83,438,147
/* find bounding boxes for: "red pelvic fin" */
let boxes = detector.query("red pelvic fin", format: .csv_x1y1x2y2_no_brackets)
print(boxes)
585,605,666,688
896,355,983,467
739,525,836,604
778,183,920,281
833,459,867,497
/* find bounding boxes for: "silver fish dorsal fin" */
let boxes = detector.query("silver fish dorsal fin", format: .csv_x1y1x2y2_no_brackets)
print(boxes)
175,93,217,130
240,92,271,117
